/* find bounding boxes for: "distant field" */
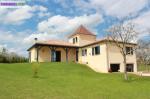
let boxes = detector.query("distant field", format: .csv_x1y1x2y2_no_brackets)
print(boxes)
0,62,150,99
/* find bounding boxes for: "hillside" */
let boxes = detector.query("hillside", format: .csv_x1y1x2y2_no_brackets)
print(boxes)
0,62,150,99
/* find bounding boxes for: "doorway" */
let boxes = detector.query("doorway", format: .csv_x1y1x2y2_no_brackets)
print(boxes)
55,51,61,62
76,50,78,62
126,64,134,72
110,64,120,72
51,50,61,62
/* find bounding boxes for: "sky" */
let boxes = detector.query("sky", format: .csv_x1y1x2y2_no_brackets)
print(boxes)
0,0,150,57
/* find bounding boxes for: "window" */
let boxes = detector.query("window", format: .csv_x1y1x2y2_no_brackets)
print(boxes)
82,50,84,56
73,38,75,44
82,49,87,56
73,37,78,44
51,50,56,62
95,46,100,55
85,49,87,56
126,47,133,55
92,48,94,56
75,37,78,43
92,46,100,55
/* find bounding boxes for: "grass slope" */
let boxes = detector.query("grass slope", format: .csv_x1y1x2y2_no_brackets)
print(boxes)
0,62,150,99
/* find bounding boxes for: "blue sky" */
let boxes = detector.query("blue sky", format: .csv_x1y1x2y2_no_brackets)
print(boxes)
0,0,150,56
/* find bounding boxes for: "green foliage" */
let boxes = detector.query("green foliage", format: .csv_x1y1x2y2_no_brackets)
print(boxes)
32,62,40,78
0,47,28,63
0,62,150,99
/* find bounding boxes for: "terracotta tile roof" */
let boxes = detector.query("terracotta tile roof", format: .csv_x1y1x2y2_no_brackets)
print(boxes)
69,25,96,38
36,40,78,47
27,38,137,51
81,38,137,47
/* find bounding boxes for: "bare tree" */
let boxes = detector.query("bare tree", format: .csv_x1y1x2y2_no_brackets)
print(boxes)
137,39,150,71
107,23,138,80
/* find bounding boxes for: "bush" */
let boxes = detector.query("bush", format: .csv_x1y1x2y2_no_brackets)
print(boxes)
108,68,112,73
32,62,40,78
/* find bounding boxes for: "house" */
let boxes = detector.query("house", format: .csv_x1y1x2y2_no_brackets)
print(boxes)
27,25,137,73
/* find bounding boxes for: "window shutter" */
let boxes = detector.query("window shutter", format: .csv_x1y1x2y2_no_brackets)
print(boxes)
92,48,94,55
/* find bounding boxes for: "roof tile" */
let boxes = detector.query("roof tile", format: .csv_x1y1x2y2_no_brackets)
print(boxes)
36,40,78,47
69,25,96,37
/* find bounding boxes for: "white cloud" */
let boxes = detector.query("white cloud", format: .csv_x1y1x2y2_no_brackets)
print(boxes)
38,13,103,34
0,13,101,57
130,11,150,38
54,0,69,8
0,44,7,49
23,32,60,44
1,0,148,56
132,11,150,30
0,29,62,56
75,0,148,18
38,12,51,18
0,30,31,43
0,5,49,25
0,30,33,56
5,6,34,24
22,13,103,53
37,6,48,12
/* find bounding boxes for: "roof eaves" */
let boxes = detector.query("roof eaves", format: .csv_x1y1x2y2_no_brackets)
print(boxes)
81,39,137,48
27,44,36,51
27,43,79,51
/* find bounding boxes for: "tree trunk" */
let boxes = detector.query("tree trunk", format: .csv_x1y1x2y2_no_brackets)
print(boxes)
148,63,150,72
123,55,128,80
146,63,149,72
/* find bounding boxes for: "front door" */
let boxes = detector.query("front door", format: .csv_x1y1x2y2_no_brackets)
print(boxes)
55,51,61,62
76,50,78,62
51,50,61,62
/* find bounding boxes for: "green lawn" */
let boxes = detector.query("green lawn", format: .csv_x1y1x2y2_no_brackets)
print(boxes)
0,62,150,99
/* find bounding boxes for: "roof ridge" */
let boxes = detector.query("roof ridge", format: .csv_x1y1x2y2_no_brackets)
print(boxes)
79,25,82,33
69,25,96,38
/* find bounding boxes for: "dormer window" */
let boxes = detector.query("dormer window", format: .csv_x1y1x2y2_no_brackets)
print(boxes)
73,38,75,44
73,37,78,44
75,37,78,43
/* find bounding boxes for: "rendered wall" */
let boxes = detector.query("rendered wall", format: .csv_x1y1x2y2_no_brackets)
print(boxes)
69,34,96,46
78,42,137,73
30,48,37,62
78,43,108,73
30,46,76,62
107,43,137,72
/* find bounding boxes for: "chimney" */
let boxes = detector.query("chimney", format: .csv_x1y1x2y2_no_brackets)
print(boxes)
34,38,38,43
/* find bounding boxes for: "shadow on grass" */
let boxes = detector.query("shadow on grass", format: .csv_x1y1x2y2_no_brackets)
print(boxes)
32,76,47,79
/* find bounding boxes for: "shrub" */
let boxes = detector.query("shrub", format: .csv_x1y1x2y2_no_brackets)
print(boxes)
32,62,40,78
108,68,112,73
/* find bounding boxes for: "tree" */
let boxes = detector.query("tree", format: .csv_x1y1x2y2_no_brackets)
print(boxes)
0,47,28,63
137,39,150,71
107,23,138,80
2,48,7,54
